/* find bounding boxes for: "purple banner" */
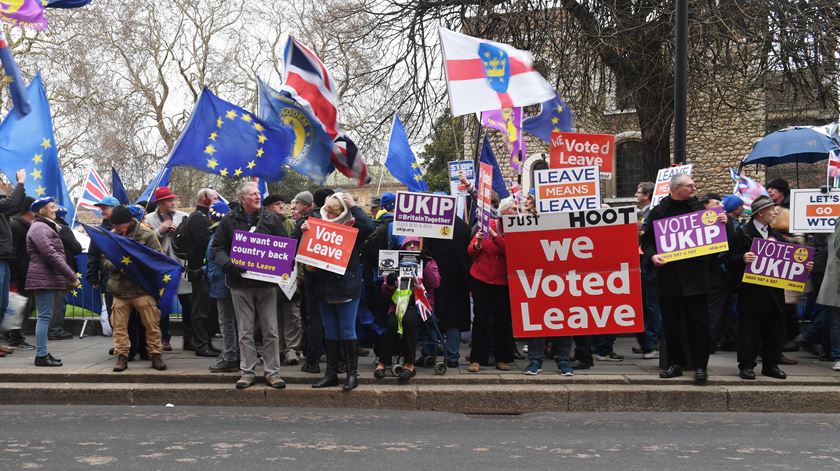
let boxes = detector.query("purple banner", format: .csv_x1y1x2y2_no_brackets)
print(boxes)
653,206,728,261
743,238,814,291
230,230,297,283
481,107,525,172
392,191,457,239
0,0,49,30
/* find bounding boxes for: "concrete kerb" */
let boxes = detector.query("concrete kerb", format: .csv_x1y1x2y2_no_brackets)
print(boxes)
3,382,840,413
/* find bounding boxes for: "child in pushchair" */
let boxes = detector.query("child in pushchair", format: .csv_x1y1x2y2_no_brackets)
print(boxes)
374,237,441,382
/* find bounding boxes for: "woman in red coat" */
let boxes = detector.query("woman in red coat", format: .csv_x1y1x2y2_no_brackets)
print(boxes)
467,216,511,373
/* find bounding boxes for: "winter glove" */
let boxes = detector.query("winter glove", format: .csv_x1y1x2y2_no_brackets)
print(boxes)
386,272,398,286
223,262,246,277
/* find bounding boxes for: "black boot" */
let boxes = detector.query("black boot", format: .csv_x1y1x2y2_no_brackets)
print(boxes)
342,340,358,392
312,340,340,388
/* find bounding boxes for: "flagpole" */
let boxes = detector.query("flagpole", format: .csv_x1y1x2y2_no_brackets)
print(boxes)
375,160,386,195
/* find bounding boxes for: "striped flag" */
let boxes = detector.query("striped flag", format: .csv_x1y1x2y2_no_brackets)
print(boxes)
77,167,110,216
730,169,767,216
280,35,370,185
439,27,555,116
413,281,433,323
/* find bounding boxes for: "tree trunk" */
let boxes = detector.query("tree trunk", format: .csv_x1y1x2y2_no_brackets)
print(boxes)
633,78,675,180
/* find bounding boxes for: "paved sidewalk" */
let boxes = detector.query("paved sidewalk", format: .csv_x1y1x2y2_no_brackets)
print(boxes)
2,335,839,412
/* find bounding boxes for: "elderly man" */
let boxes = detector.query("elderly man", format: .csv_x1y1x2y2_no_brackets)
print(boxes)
144,187,191,352
633,181,661,359
212,182,289,389
641,173,722,382
728,195,812,380
178,188,220,357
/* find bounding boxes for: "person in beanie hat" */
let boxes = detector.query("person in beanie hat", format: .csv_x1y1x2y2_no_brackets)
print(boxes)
722,194,743,217
765,179,790,208
726,195,813,380
290,191,314,221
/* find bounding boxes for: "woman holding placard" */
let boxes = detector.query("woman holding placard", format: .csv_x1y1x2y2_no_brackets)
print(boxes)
303,193,374,391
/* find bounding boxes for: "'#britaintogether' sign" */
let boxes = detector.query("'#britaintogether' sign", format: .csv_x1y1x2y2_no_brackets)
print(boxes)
393,191,457,239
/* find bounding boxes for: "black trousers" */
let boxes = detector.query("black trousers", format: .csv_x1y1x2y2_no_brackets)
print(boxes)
737,308,783,370
469,279,513,365
660,294,710,369
379,308,419,366
190,278,218,350
302,271,323,364
573,335,594,364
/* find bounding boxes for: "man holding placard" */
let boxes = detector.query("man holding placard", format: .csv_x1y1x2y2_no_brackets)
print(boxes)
212,182,291,390
727,195,814,380
641,174,726,382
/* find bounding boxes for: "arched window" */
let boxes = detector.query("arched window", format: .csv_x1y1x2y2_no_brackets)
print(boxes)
615,139,645,198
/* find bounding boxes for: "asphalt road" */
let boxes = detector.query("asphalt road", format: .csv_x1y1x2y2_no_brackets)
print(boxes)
2,406,839,470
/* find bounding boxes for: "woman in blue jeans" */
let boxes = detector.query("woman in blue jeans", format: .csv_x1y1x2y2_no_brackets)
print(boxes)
25,197,80,367
302,193,374,391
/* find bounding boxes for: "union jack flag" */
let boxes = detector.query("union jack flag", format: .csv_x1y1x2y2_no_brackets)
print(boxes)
77,167,109,217
413,280,433,323
280,35,370,186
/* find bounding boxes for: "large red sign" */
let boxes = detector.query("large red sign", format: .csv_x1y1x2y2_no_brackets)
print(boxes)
549,131,615,178
295,218,358,275
500,207,643,338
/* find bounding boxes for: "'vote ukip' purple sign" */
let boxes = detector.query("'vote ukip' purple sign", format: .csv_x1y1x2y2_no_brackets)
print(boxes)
653,206,728,262
230,230,298,284
743,238,813,292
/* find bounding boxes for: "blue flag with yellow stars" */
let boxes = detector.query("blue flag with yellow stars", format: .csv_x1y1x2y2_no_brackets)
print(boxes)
256,77,334,185
83,224,183,315
522,91,574,142
165,88,294,182
65,253,102,316
0,74,74,224
111,167,130,205
385,114,428,192
135,167,170,204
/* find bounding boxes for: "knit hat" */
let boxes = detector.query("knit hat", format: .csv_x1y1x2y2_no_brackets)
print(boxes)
22,196,35,214
209,200,230,222
380,192,396,211
766,178,790,196
721,194,743,214
56,206,68,219
110,206,133,225
30,196,54,213
292,191,314,207
313,188,334,208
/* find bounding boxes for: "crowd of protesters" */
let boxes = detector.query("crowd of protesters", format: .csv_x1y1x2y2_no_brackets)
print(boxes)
1,168,839,388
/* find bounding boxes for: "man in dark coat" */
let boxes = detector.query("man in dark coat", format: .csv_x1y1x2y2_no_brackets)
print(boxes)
640,173,720,382
424,216,472,367
1,171,31,349
179,188,219,357
726,195,812,380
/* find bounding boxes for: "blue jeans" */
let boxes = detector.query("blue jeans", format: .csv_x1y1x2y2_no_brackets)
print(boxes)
35,290,63,357
320,298,360,341
527,337,573,367
445,328,461,362
636,268,662,351
215,296,239,362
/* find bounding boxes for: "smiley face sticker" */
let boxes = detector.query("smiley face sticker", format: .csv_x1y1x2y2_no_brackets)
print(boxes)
793,247,809,263
701,210,718,226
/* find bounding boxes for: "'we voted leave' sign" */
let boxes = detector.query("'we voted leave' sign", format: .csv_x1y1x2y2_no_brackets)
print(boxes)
295,218,359,275
653,207,728,262
501,206,643,338
743,238,813,292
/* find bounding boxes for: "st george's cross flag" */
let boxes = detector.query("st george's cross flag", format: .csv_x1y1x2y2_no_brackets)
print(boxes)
439,28,555,117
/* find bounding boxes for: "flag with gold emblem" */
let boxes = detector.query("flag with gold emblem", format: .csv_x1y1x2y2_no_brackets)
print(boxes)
83,224,183,315
385,114,427,192
165,88,294,182
0,73,74,223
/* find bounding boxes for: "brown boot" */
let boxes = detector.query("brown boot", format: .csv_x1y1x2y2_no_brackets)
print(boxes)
113,355,128,372
150,354,167,371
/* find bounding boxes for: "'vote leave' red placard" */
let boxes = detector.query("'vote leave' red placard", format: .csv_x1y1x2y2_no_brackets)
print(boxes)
500,207,643,338
295,218,358,275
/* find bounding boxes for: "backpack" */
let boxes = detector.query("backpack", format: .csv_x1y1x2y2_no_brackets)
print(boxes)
360,221,394,271
171,215,192,260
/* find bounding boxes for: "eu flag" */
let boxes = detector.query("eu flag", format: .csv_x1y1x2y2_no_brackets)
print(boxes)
0,34,30,116
135,167,170,204
111,167,129,205
65,253,102,316
476,136,509,199
522,91,574,142
385,114,428,192
0,74,74,224
166,88,294,182
256,78,334,184
83,224,183,315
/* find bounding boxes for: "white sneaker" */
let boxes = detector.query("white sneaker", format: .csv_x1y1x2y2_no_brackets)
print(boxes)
642,351,660,359
832,361,840,371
